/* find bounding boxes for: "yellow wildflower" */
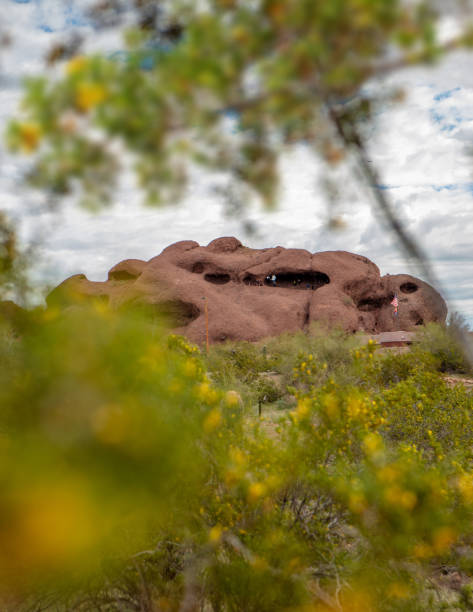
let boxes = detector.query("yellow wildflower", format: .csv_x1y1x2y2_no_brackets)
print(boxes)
296,398,310,419
203,408,222,433
208,525,223,543
362,432,384,460
75,82,107,112
247,482,266,503
18,122,41,153
377,465,399,484
413,542,432,559
348,491,366,514
387,582,411,599
196,382,219,404
225,390,242,407
322,393,339,420
457,473,473,503
433,526,456,554
183,359,197,377
66,56,87,75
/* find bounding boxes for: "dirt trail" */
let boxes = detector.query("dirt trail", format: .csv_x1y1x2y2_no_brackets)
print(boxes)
443,376,473,391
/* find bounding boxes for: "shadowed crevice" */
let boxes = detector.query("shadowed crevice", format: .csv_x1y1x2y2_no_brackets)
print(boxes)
400,282,418,294
357,294,394,311
109,270,139,281
204,273,231,285
155,300,200,326
266,271,330,289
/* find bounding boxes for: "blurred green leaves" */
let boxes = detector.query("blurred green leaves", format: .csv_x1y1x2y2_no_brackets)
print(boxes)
8,0,469,210
1,307,473,608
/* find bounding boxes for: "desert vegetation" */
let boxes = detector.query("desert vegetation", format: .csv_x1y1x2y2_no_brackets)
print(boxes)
1,306,473,611
2,1,473,609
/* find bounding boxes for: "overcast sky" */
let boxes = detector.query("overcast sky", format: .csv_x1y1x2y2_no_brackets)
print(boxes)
1,0,473,325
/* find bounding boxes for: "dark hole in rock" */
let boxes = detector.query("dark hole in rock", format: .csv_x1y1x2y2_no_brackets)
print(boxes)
192,262,205,274
357,294,393,311
410,312,424,326
109,270,139,281
204,273,231,285
400,282,418,294
243,274,263,286
155,300,200,326
265,271,330,289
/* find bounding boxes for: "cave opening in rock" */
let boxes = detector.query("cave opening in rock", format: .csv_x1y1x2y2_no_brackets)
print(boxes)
357,294,394,311
192,262,205,274
265,271,330,289
400,282,418,294
109,270,139,281
243,274,263,286
410,312,424,326
155,300,200,326
204,273,231,285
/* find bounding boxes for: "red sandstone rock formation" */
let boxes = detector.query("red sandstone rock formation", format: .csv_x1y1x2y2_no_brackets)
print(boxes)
47,237,447,344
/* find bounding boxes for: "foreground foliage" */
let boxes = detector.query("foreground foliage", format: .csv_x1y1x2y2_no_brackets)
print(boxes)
1,311,473,611
8,1,473,209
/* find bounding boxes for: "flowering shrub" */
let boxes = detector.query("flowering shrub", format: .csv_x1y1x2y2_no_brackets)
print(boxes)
1,310,473,610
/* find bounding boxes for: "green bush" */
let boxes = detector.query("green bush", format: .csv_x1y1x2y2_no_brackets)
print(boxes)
2,314,473,610
417,322,471,374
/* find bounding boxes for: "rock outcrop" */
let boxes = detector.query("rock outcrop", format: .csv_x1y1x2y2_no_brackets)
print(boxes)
47,237,447,344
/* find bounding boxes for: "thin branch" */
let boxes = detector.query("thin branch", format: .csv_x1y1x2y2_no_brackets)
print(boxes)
329,107,473,366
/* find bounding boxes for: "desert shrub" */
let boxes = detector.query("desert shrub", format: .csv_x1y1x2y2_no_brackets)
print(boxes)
417,322,471,374
267,325,364,389
3,312,473,611
252,375,283,405
206,341,274,384
355,343,438,389
378,370,473,464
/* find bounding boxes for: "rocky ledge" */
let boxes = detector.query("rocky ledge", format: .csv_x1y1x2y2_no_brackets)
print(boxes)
47,237,447,344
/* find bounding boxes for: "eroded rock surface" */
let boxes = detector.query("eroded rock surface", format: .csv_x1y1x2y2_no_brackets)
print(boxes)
47,237,447,344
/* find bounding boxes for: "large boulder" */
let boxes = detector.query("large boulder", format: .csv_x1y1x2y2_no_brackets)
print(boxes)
47,238,447,344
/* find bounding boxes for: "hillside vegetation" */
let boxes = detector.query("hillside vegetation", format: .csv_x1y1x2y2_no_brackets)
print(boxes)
0,307,473,611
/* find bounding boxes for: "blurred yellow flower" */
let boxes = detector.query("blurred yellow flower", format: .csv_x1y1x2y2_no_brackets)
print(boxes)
384,486,417,510
377,465,399,484
18,122,41,152
183,358,197,377
387,581,411,599
457,473,473,503
229,447,246,466
433,526,456,554
322,393,339,420
203,408,222,432
348,491,366,514
363,432,384,459
247,482,266,503
209,525,223,543
196,381,219,404
66,56,88,75
76,82,107,112
413,542,432,559
296,398,310,419
225,390,241,407
2,483,96,573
